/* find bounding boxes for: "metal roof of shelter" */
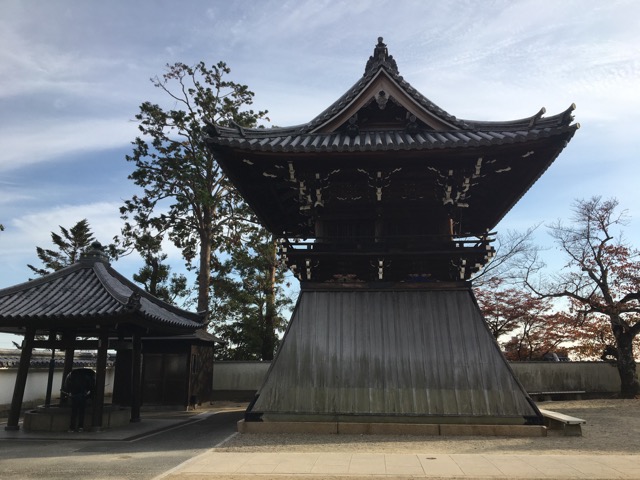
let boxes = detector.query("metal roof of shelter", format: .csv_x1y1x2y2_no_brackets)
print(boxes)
0,243,206,337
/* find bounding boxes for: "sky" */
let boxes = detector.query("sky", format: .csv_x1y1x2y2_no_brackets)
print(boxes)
1,0,639,348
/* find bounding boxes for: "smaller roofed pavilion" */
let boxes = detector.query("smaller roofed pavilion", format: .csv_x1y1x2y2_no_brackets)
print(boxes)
0,243,208,431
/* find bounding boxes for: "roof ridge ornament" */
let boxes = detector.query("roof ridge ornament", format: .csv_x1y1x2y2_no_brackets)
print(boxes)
364,37,399,76
80,241,110,264
125,291,142,312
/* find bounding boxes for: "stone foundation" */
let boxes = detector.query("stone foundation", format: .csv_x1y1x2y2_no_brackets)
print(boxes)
23,404,130,432
237,420,547,437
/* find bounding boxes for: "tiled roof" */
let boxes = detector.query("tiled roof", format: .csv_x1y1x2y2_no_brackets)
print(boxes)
0,246,205,334
207,122,577,154
205,37,578,152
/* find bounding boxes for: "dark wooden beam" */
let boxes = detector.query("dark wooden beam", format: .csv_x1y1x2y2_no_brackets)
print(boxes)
33,340,95,349
5,326,35,430
91,326,109,432
130,333,142,423
44,330,56,407
60,332,75,407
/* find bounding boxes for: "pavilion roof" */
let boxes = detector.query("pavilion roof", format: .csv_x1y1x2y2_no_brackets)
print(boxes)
0,244,206,336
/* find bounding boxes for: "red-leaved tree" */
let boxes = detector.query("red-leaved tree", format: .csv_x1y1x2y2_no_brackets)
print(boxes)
525,197,640,397
476,280,571,360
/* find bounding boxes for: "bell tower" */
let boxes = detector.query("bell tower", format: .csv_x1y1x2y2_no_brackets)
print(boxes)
205,38,578,432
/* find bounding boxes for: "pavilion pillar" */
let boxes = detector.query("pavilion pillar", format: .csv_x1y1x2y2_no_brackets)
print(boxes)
59,332,75,406
5,326,35,431
44,329,56,407
91,326,109,432
130,332,142,423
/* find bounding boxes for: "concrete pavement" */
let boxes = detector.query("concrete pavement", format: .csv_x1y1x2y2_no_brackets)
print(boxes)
3,409,640,479
158,448,640,479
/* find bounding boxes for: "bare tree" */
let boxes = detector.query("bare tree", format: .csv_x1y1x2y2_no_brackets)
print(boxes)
524,197,640,397
472,225,539,288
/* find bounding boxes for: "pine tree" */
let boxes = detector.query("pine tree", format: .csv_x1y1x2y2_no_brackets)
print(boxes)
27,219,95,276
121,61,268,315
210,226,293,360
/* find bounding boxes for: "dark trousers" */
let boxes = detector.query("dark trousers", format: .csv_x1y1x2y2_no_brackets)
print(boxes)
69,395,86,430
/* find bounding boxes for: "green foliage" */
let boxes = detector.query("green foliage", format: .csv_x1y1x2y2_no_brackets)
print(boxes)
121,61,268,313
125,230,190,305
210,226,294,360
27,219,95,276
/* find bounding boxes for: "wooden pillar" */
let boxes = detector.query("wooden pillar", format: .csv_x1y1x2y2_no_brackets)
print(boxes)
130,333,142,423
44,330,56,407
112,345,133,406
59,332,75,406
91,326,109,432
5,327,35,431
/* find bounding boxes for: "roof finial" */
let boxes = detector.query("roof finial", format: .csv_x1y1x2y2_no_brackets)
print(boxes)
80,241,110,264
365,37,398,75
374,37,388,59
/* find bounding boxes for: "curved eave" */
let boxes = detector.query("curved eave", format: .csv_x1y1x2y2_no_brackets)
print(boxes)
490,123,580,230
206,123,579,155
93,262,204,328
464,104,577,132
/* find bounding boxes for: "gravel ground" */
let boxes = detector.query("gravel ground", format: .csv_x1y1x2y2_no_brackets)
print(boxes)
216,399,640,455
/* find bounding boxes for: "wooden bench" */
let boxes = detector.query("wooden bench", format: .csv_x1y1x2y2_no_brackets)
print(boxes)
538,408,586,436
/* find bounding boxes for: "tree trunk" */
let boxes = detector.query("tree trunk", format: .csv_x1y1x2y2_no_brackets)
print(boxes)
261,239,277,361
613,323,640,398
197,225,212,317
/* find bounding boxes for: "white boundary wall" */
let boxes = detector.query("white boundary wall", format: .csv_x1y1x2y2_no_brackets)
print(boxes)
1,361,622,408
0,368,114,408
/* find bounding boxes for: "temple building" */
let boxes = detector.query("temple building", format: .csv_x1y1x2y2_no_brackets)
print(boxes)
205,38,578,434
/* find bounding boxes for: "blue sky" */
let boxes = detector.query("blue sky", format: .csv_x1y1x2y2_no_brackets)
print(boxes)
1,0,639,347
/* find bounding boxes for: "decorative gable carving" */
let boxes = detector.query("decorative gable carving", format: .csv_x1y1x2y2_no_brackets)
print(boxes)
313,70,459,134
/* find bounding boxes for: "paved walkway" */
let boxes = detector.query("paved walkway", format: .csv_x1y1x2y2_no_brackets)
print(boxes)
158,449,640,479
4,410,640,479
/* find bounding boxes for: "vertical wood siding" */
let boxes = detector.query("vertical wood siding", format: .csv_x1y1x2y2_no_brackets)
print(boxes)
252,289,538,420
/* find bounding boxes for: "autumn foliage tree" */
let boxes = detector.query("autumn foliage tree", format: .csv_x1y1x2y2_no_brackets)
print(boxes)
475,279,570,359
475,278,525,340
525,197,640,397
502,307,570,361
566,308,636,361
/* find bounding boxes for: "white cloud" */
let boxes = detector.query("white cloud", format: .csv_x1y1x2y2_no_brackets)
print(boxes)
0,118,138,172
5,202,123,256
0,0,639,290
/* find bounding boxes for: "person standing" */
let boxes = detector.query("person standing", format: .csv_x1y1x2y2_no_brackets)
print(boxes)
64,368,95,432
